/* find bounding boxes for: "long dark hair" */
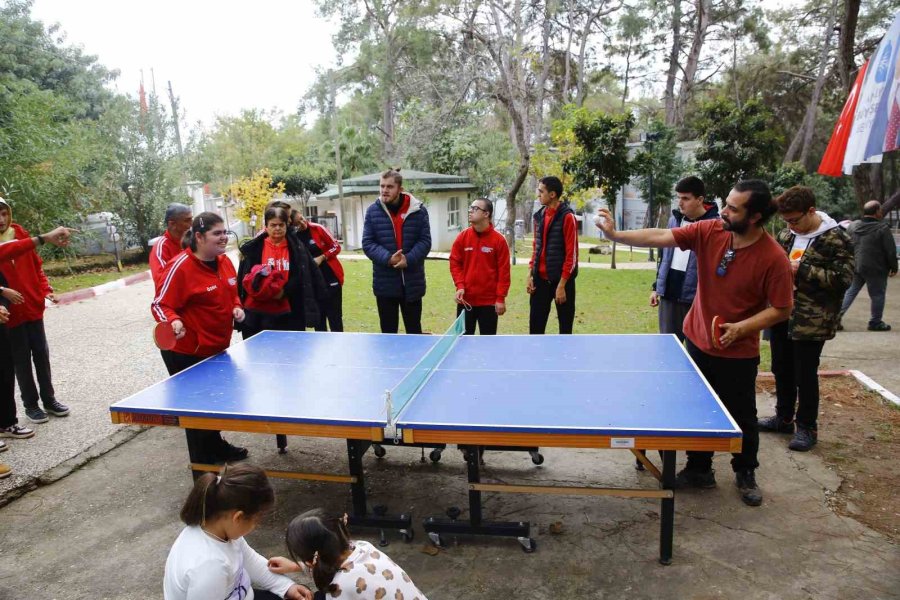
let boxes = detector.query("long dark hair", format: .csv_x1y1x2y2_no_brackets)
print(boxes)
180,463,274,527
186,211,224,252
285,509,352,594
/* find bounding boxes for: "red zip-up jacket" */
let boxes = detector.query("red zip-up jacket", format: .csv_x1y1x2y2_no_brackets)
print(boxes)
149,231,183,292
0,223,53,327
0,236,40,263
449,224,511,306
307,222,344,285
150,249,242,357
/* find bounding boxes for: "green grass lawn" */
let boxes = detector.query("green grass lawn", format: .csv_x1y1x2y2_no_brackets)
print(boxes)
341,259,772,370
50,264,149,294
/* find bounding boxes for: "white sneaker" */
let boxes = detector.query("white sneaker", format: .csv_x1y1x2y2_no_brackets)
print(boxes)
0,425,34,439
0,439,7,452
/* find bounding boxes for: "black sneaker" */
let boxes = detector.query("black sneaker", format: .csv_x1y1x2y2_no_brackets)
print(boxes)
43,400,70,417
757,414,794,434
788,427,817,452
867,322,891,331
0,424,35,439
219,442,249,463
673,468,717,489
24,406,49,424
735,470,763,506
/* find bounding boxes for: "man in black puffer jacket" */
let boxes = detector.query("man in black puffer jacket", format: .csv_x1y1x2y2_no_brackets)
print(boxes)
362,169,432,334
526,176,579,334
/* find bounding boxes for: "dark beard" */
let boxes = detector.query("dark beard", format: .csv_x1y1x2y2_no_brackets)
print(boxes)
722,217,749,234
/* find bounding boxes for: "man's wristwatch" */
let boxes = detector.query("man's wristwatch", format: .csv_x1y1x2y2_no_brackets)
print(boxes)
36,234,45,245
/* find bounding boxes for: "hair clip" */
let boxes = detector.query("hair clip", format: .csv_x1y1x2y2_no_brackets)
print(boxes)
215,476,221,484
198,216,205,229
312,550,320,566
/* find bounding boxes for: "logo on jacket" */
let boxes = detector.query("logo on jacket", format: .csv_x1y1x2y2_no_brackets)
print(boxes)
228,277,237,286
464,246,474,252
481,246,493,254
206,284,218,292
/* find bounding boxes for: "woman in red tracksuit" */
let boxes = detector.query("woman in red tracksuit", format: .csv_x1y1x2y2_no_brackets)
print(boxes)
448,198,511,335
292,210,345,332
151,212,248,465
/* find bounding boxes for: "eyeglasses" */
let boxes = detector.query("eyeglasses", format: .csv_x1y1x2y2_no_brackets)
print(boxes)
782,213,808,225
468,205,487,213
716,249,735,277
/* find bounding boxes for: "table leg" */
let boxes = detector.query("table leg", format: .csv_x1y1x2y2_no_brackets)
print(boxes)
344,439,413,540
423,444,533,551
659,449,676,565
185,429,205,481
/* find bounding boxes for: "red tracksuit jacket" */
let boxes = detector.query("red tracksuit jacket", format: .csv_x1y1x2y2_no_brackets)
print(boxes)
149,231,183,292
449,224,511,306
306,222,344,285
151,249,242,357
0,223,53,327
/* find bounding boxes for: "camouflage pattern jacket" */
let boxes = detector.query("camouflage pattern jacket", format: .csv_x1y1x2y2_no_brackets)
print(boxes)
776,225,854,341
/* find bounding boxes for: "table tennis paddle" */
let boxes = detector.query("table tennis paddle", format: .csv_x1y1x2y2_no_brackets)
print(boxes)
711,315,724,350
153,322,198,353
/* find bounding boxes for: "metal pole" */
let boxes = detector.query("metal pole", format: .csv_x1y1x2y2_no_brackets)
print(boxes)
648,172,655,261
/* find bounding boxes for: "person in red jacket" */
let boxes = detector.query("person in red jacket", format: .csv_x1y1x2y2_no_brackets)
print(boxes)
151,212,248,464
0,225,75,469
0,198,72,424
292,210,345,332
150,203,193,291
449,198,511,335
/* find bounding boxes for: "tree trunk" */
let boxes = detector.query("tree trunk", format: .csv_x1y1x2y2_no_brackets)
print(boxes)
563,0,575,102
674,0,710,127
664,0,682,126
798,0,840,167
838,0,861,93
505,157,530,249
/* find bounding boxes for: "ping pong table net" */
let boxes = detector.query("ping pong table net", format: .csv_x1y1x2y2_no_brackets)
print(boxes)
384,311,465,439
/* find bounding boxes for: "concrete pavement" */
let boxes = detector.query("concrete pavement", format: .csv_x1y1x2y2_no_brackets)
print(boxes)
0,271,898,598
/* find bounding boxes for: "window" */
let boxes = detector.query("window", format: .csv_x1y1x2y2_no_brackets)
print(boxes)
447,196,460,230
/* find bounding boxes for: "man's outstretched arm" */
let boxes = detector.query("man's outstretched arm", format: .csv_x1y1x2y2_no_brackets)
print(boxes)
594,208,678,248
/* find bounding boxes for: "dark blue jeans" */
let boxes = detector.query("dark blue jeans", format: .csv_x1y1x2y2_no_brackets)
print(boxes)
8,319,56,409
685,339,760,473
841,272,888,326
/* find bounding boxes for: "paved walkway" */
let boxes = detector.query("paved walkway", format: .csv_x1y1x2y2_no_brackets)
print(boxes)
0,266,897,598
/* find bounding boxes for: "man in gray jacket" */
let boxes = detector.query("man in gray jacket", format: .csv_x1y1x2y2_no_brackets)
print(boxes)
839,200,898,331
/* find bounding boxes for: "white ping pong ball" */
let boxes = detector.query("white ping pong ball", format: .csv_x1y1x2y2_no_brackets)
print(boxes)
594,215,607,227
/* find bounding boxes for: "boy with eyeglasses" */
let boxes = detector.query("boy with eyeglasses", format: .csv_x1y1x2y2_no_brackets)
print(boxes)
595,180,793,507
449,198,510,334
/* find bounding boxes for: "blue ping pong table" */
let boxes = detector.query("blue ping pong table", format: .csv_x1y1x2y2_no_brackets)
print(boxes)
110,319,741,564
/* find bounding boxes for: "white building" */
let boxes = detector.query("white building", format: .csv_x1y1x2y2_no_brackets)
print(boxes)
310,170,479,251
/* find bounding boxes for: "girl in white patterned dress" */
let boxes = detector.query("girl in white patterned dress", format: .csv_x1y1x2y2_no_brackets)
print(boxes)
268,510,428,600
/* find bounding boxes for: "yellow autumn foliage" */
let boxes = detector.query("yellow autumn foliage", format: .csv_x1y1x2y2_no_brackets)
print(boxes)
226,168,286,230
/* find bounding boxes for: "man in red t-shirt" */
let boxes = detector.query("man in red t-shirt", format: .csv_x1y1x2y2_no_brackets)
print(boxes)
596,180,793,507
449,198,511,335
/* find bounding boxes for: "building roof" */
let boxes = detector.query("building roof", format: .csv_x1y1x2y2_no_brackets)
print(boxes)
315,169,478,200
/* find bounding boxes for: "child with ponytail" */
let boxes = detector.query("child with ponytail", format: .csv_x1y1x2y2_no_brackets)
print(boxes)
268,509,428,600
164,464,312,600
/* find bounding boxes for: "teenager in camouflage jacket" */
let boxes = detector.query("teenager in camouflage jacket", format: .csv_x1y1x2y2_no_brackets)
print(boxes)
760,187,854,452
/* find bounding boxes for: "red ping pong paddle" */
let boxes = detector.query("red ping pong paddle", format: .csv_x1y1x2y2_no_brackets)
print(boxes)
153,322,199,353
711,315,724,350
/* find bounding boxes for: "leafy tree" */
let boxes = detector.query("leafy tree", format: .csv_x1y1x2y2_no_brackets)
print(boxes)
95,95,183,255
693,97,781,201
226,169,286,231
632,119,683,228
565,108,635,268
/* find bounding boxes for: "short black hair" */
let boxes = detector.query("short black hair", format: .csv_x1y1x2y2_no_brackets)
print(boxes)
539,176,563,199
674,176,705,198
475,197,493,217
733,179,776,226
